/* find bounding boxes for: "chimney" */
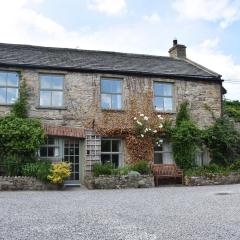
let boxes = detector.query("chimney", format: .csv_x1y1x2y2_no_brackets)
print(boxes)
168,39,186,58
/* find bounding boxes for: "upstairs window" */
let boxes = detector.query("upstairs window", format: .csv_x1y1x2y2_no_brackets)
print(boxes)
101,78,122,110
40,74,64,107
0,71,19,104
154,82,173,112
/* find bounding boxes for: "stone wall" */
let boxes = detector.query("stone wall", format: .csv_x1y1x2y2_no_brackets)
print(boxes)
0,67,222,175
0,176,48,191
85,174,154,189
184,172,240,186
0,68,222,129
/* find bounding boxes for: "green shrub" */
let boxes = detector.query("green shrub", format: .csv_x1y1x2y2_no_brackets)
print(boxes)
184,164,231,176
22,160,51,182
203,117,240,165
166,102,202,170
229,159,240,171
0,116,45,156
130,160,150,175
224,100,240,122
111,166,130,176
1,155,23,176
92,163,113,177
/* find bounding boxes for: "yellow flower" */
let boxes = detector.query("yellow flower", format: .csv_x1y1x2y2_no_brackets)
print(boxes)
47,162,71,184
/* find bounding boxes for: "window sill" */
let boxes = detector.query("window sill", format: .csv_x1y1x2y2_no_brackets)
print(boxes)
101,108,125,113
36,106,67,110
154,110,176,115
0,103,14,106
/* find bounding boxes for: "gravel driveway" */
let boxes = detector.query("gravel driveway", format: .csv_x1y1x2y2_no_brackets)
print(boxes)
1,184,240,240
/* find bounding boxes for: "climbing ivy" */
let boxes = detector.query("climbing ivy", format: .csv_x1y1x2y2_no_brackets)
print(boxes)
167,101,201,170
10,77,29,118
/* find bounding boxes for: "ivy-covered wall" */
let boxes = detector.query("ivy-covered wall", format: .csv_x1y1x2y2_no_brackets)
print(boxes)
0,67,222,166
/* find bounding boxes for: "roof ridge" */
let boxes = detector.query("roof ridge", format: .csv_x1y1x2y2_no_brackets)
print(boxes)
0,42,181,61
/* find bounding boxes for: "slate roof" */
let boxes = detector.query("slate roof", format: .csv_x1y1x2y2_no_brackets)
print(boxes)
0,43,221,80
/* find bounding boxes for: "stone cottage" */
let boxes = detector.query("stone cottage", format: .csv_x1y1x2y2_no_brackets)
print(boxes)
0,40,224,184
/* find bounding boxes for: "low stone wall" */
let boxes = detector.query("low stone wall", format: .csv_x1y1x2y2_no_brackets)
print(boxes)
184,172,240,186
85,174,154,189
0,176,48,191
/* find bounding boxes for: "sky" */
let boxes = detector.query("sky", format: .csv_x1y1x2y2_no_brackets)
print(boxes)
0,0,239,100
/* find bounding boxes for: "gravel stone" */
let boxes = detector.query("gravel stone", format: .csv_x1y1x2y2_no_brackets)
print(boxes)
1,184,240,240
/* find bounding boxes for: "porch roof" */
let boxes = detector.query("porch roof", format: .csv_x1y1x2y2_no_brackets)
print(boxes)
43,124,85,139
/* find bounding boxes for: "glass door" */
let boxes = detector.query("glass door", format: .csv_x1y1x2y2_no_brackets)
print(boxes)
64,139,80,182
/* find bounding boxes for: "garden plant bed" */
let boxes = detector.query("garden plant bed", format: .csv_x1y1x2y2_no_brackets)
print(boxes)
84,174,154,189
0,176,64,191
184,172,240,186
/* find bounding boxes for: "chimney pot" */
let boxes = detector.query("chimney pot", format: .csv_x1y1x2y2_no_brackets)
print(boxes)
173,39,178,46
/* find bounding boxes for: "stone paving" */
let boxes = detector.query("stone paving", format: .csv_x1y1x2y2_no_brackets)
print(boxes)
1,184,240,240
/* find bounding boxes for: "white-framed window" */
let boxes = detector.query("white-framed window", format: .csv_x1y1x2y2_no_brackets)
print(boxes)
0,71,19,104
154,141,173,164
101,138,122,167
101,78,122,110
39,74,64,107
154,82,173,112
39,137,61,160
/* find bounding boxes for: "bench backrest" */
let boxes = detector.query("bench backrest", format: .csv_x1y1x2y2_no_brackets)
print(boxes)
151,164,179,176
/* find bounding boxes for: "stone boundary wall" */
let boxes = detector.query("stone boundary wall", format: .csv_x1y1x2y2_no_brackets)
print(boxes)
184,172,240,186
0,176,48,191
85,175,154,189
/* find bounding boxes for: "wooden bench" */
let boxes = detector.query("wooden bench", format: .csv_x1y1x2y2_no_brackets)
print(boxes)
151,164,183,186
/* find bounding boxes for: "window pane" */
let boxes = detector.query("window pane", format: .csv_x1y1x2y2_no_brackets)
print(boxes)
101,94,111,109
101,140,111,152
164,98,173,111
111,80,121,93
0,72,7,86
75,173,79,180
154,153,163,164
75,148,79,155
40,75,52,89
52,76,63,90
101,79,111,93
7,88,18,104
164,84,172,97
40,147,47,157
48,147,54,157
162,152,173,164
154,145,163,152
0,88,6,103
52,91,63,106
40,91,51,106
54,148,59,157
7,72,18,87
101,154,111,164
112,154,119,167
70,148,74,155
112,94,122,109
154,97,164,111
47,137,55,145
112,140,120,152
154,83,164,96
64,148,69,155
